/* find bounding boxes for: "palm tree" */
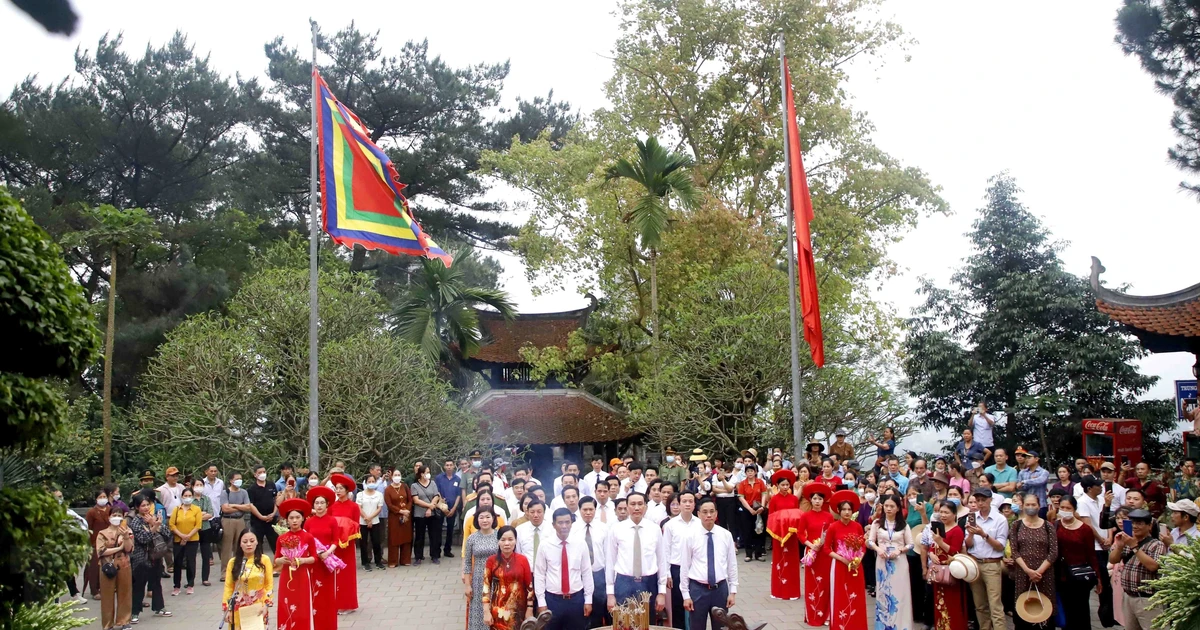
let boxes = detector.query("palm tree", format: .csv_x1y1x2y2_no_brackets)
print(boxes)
605,136,700,344
392,248,517,384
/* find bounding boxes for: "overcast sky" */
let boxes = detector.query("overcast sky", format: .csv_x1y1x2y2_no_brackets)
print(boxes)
4,0,1194,451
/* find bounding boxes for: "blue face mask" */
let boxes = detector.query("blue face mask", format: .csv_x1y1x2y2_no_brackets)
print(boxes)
845,479,856,488
948,498,961,507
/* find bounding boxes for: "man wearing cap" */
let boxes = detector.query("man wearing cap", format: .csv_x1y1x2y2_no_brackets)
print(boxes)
1075,475,1117,626
828,429,855,464
660,448,688,491
156,467,184,516
1163,498,1200,548
1109,508,1166,630
1016,450,1049,508
964,487,1008,630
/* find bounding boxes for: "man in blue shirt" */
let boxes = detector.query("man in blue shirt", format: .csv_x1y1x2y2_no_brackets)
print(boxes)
1017,450,1050,507
435,459,462,558
984,448,1019,500
885,456,910,495
275,462,309,493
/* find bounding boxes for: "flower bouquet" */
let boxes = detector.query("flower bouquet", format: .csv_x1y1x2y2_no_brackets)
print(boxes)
272,521,289,536
801,547,818,568
836,534,866,577
278,537,309,588
315,540,346,573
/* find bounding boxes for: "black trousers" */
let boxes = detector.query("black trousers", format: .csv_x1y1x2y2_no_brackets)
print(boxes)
132,562,164,615
589,569,609,628
544,591,587,630
442,512,457,555
1096,550,1116,626
360,522,385,567
249,518,278,556
715,497,739,544
687,579,729,630
1060,578,1094,630
738,510,764,557
863,549,877,591
669,564,685,629
172,541,198,589
199,527,218,582
906,552,931,624
413,515,442,560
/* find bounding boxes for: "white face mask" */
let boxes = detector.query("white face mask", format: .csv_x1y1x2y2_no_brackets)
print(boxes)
232,479,243,488
113,494,120,501
1059,510,1075,521
423,473,432,481
971,461,982,469
392,475,403,484
734,462,745,470
97,498,109,507
864,493,877,503
183,497,194,506
665,456,675,464
108,516,122,526
256,473,267,482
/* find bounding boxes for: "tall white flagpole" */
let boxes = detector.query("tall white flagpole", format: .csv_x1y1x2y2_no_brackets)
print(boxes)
308,20,322,474
779,34,805,468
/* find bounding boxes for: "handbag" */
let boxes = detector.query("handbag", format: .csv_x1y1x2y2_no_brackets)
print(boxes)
101,560,119,578
1067,563,1097,584
928,562,956,586
150,531,172,562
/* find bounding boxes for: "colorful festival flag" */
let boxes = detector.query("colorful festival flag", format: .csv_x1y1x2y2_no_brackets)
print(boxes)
315,70,452,266
783,58,824,367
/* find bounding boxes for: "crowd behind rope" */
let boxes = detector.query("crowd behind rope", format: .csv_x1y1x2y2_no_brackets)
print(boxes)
63,424,1200,630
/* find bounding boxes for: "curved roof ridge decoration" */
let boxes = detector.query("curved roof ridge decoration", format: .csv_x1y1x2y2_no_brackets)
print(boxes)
1090,256,1200,307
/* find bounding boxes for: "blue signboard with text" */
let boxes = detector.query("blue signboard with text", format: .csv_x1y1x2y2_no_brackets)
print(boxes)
1177,379,1198,420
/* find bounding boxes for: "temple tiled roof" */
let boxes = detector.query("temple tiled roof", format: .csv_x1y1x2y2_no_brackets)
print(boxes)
1090,256,1200,353
471,389,634,444
470,306,592,365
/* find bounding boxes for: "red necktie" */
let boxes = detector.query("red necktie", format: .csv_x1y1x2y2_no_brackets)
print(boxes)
561,543,571,594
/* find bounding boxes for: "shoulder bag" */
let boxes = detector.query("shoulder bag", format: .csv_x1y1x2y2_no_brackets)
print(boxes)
928,562,956,585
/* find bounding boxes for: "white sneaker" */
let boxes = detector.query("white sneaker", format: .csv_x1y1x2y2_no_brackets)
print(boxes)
73,595,87,605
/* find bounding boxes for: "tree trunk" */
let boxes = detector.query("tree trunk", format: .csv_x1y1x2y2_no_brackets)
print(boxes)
650,250,659,344
1038,415,1049,464
102,244,117,482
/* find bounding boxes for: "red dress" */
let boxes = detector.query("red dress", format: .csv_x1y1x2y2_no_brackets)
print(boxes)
275,529,319,630
826,518,868,630
329,498,361,611
303,513,340,630
814,475,843,493
798,508,835,625
766,496,802,602
930,525,967,630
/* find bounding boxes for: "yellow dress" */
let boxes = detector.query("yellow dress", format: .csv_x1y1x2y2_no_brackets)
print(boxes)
223,556,274,629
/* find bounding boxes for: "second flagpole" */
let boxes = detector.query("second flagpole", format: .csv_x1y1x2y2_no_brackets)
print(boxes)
779,34,805,468
308,19,321,474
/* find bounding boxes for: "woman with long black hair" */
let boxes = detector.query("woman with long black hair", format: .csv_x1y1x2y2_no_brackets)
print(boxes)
222,529,274,629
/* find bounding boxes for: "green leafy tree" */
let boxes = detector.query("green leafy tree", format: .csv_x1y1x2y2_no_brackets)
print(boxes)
61,205,158,481
392,248,517,386
131,241,480,474
605,136,700,345
904,174,1176,464
1116,0,1200,193
0,187,95,618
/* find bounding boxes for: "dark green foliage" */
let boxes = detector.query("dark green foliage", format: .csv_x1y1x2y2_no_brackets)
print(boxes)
904,174,1175,465
1116,0,1200,191
0,190,98,379
0,487,90,609
0,190,95,620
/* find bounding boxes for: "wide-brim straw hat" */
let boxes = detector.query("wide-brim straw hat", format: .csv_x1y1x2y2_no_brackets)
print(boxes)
949,554,980,582
689,448,708,462
1016,588,1054,624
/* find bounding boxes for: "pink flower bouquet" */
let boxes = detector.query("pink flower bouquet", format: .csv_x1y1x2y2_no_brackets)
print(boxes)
315,540,346,572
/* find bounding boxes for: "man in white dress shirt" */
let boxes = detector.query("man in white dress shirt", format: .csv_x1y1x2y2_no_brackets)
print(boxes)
965,488,1009,630
517,500,554,606
593,482,617,525
535,507,593,630
662,491,702,629
550,485,582,517
605,492,668,618
681,498,738,630
573,497,611,628
584,456,610,499
619,462,649,499
645,480,669,524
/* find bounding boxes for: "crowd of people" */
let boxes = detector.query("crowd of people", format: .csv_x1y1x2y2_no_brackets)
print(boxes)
64,418,1200,630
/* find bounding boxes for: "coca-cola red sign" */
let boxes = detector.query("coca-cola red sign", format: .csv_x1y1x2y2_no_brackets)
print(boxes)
1083,420,1113,432
1118,424,1139,436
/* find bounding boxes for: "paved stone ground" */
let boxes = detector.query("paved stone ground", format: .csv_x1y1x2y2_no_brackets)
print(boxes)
73,551,1107,629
